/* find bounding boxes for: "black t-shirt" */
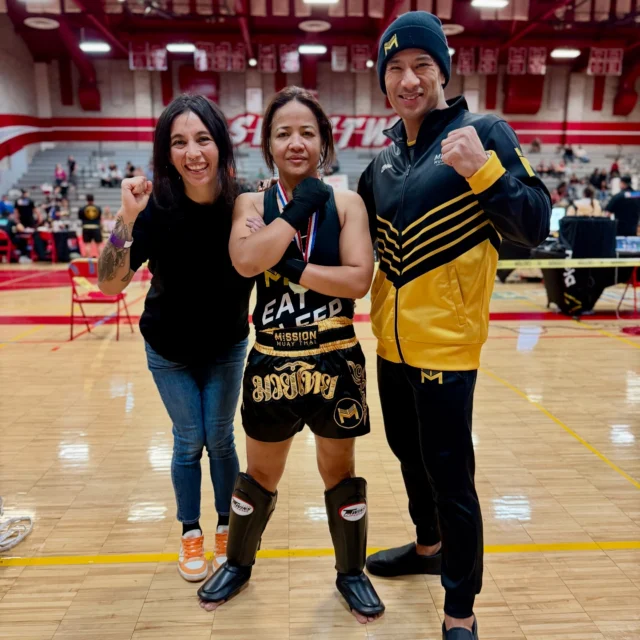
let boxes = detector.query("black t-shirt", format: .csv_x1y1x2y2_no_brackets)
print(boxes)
15,198,36,228
130,194,255,364
607,189,640,236
78,204,102,227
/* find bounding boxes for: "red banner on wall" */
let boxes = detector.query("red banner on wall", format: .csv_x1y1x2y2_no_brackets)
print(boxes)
507,47,527,75
456,47,476,76
279,45,300,74
527,47,547,75
587,47,624,76
258,45,277,73
350,45,370,73
477,47,498,75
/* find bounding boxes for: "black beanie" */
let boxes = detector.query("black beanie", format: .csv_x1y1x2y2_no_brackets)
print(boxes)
377,11,451,94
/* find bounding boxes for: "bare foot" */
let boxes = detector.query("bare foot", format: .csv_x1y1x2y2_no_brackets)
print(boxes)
351,609,384,624
199,599,224,612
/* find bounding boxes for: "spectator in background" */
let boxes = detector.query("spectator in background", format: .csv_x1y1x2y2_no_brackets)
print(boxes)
101,205,116,234
68,156,77,188
598,179,609,204
589,168,601,188
78,193,103,258
529,138,541,153
54,163,67,187
0,194,14,217
610,158,620,176
14,190,40,228
563,145,575,164
126,162,136,179
109,164,123,187
607,175,640,236
551,181,569,205
566,187,603,217
99,164,111,187
3,211,31,263
575,145,589,163
146,160,154,181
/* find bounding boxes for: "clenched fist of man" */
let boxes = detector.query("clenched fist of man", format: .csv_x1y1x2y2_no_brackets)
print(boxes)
440,126,490,179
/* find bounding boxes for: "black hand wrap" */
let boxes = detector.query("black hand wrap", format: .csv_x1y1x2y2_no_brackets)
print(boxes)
279,177,330,231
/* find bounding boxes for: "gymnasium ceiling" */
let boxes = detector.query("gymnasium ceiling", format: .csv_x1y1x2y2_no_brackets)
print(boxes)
2,0,639,67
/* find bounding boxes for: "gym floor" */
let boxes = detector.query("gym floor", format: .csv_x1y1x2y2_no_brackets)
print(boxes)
1,264,639,640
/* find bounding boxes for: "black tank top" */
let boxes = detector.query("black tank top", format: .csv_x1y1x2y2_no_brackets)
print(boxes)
252,184,355,331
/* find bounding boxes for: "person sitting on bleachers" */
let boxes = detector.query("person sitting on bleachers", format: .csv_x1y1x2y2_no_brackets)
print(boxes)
566,187,604,217
536,161,548,175
125,162,136,179
563,145,575,165
0,194,14,218
529,138,541,154
575,145,589,163
589,168,602,188
99,164,111,187
3,211,31,263
14,190,40,229
54,164,67,187
551,181,569,205
108,164,122,187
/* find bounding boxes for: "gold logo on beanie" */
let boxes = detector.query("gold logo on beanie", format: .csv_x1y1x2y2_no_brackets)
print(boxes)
383,33,399,56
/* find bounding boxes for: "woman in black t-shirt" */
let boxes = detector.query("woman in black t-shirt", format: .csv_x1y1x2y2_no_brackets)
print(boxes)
97,95,254,584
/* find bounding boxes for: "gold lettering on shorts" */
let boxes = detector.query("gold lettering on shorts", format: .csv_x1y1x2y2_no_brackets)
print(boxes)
421,370,443,384
337,403,360,424
251,361,339,403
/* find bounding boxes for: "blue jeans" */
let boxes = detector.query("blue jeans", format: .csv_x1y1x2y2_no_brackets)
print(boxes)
145,339,247,524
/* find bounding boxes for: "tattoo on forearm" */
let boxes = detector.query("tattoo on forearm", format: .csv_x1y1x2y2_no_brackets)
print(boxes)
98,215,134,283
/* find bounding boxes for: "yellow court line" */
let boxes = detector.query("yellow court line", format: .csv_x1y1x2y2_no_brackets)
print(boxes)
574,320,640,350
0,324,45,349
2,540,640,567
481,367,640,491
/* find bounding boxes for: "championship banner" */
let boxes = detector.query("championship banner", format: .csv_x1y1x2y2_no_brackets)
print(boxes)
212,42,232,72
332,46,348,72
148,44,168,71
350,44,370,73
477,47,498,75
129,43,149,71
258,44,277,73
527,47,547,75
456,47,476,76
230,43,247,72
279,44,300,74
587,47,624,76
507,47,527,75
194,43,215,72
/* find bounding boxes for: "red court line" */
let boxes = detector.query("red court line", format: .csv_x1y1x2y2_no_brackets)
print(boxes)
1,311,635,325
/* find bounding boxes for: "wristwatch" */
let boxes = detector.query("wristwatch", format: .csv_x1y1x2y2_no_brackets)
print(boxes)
109,232,133,249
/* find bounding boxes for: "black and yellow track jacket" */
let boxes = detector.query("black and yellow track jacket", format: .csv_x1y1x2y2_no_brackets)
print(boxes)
358,96,551,371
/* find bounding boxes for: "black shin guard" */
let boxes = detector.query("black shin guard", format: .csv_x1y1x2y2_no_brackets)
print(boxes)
325,477,385,617
198,473,277,603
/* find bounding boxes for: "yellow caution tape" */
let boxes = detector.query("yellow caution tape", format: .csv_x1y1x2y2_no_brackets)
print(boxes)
497,258,640,269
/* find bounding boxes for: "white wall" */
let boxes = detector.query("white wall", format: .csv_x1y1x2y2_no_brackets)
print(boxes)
0,15,38,195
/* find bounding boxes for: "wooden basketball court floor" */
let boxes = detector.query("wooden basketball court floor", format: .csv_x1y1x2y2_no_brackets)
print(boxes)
1,264,639,640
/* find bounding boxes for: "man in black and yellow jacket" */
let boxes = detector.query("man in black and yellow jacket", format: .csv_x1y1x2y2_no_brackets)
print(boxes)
358,11,551,640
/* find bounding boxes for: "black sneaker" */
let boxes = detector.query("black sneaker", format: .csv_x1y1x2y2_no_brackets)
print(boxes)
442,620,478,639
366,542,442,577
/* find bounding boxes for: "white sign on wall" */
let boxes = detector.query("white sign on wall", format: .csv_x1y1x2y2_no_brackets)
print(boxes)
246,88,263,114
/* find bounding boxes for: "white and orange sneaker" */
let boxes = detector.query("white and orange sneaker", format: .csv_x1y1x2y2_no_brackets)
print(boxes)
212,525,228,572
178,529,208,582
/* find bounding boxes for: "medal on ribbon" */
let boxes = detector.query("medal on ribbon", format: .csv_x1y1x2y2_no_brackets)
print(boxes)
276,181,318,294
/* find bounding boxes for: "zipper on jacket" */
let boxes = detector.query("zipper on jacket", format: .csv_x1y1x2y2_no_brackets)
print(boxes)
394,161,412,364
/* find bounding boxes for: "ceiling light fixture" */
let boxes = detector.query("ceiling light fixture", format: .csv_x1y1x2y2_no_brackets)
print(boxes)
448,47,455,56
550,47,581,58
166,43,196,53
298,44,327,55
248,57,258,67
79,41,111,53
298,19,332,32
24,17,60,29
366,59,374,68
471,0,509,8
302,0,339,4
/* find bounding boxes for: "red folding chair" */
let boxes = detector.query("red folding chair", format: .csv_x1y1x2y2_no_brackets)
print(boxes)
617,267,639,319
68,258,134,341
0,230,13,263
32,230,57,263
